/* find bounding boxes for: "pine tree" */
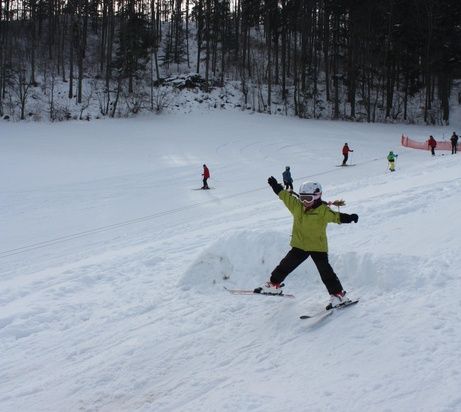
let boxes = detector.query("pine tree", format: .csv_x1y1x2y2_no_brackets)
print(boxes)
113,0,154,94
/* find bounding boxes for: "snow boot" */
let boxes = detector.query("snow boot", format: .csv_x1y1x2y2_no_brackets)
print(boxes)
254,281,284,295
326,290,351,310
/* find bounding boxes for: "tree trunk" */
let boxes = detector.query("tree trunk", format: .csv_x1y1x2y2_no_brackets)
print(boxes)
68,17,75,99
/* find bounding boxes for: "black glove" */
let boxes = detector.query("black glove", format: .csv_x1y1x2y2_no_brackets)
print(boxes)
268,176,283,195
339,213,359,223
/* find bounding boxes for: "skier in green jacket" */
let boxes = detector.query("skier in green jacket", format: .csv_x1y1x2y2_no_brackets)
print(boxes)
254,176,358,309
387,151,398,172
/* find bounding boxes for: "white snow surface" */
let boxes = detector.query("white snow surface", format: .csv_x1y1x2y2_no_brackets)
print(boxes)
1,111,461,412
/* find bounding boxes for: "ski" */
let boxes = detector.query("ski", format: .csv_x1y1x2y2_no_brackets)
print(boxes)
336,164,356,167
192,187,215,190
224,286,295,299
300,299,359,319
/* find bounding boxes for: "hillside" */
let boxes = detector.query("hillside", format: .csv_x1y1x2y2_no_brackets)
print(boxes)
1,111,461,411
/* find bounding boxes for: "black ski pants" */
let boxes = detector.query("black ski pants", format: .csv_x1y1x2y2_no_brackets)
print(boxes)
452,142,457,154
284,181,293,190
342,154,348,165
270,247,343,295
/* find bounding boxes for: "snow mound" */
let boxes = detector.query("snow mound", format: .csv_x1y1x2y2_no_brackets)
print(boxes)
179,229,289,292
179,230,443,296
332,252,446,293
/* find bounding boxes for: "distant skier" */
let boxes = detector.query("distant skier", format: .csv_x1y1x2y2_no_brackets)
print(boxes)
282,166,293,191
201,164,210,189
342,143,354,166
428,136,437,156
387,151,398,172
450,132,458,154
255,177,359,309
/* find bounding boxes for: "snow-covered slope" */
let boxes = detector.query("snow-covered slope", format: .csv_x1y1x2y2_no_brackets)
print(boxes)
1,112,461,411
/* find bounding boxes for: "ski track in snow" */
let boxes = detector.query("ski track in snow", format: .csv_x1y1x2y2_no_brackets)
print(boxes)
1,111,461,411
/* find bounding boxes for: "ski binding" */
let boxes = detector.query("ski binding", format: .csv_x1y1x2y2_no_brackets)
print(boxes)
300,299,359,319
224,286,295,299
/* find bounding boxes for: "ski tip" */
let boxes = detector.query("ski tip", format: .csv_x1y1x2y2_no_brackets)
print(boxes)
299,315,312,319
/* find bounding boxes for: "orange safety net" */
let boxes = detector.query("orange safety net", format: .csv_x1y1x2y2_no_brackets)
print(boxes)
401,134,460,151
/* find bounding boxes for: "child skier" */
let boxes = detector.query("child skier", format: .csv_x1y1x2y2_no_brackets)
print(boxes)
282,166,293,191
387,151,398,172
255,176,359,309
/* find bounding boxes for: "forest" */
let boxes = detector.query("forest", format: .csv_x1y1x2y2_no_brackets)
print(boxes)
1,0,461,122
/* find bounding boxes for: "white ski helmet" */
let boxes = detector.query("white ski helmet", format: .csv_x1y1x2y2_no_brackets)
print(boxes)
299,181,322,195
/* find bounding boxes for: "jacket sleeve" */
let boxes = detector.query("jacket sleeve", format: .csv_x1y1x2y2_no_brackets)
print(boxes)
323,207,341,224
279,190,302,215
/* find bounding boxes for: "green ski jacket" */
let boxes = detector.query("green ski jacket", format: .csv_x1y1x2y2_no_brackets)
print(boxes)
279,190,341,252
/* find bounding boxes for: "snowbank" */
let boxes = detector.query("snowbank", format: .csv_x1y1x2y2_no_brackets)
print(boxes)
180,229,438,299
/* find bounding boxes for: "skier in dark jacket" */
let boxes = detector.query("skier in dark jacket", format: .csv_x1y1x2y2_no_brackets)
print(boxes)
342,143,354,165
255,176,359,309
450,132,458,155
428,136,437,156
282,166,293,191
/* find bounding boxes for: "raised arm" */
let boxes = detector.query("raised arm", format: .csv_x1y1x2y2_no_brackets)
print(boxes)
268,176,284,195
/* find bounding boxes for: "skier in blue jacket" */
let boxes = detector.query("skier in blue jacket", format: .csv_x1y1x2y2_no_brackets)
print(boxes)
282,166,293,191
